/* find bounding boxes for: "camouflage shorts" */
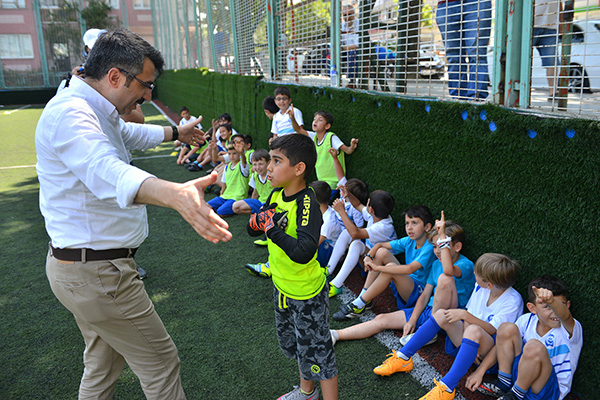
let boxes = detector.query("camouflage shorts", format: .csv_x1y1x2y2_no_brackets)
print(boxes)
274,284,337,381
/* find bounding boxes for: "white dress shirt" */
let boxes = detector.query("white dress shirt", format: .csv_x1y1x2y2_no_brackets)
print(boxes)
35,77,165,249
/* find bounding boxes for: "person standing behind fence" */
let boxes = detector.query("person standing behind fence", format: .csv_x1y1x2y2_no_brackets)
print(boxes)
436,0,492,100
341,5,359,89
36,28,232,400
533,0,563,101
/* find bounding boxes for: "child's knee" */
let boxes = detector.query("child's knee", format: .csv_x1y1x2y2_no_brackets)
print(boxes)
436,274,456,291
463,323,487,342
232,201,242,213
497,322,519,342
522,339,550,362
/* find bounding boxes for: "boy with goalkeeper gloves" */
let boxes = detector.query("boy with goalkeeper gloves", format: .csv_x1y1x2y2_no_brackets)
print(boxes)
247,134,338,400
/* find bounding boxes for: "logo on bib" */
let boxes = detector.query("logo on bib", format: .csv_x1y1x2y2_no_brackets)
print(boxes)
311,365,321,374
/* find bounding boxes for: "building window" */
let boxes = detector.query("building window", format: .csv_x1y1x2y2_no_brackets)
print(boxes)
108,0,119,9
133,0,150,9
1,0,26,8
0,34,34,59
39,0,60,8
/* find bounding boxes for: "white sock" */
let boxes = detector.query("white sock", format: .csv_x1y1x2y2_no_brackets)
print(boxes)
352,295,367,309
331,329,339,341
330,240,366,288
327,229,353,275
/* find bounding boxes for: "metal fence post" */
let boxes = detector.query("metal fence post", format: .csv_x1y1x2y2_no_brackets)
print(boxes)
120,0,129,29
0,57,6,89
206,0,218,72
330,0,341,87
229,0,240,74
491,0,507,105
266,0,277,79
78,0,87,37
557,0,574,110
193,0,202,68
151,0,159,48
519,0,534,109
505,0,523,107
182,0,192,68
33,0,50,87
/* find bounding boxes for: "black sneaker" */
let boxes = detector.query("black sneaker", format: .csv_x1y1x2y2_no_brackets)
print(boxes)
187,163,202,172
333,302,366,321
498,392,518,400
477,381,508,398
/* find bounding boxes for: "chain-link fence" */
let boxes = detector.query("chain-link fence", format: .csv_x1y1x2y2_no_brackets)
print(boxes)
1,0,599,118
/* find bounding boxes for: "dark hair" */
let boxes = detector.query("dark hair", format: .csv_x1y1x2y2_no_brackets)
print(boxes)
85,29,164,81
230,133,244,143
274,86,291,98
244,134,253,147
369,190,394,219
403,205,434,227
219,123,232,133
218,113,232,122
262,96,279,114
346,178,368,205
270,134,317,180
528,276,569,303
310,181,332,205
314,111,334,128
179,106,189,113
251,148,270,163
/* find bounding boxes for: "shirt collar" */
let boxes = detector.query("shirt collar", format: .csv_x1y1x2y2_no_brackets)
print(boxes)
69,76,120,120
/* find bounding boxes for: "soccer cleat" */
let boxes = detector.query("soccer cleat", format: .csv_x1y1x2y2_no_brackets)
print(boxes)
328,284,343,298
277,385,319,400
364,300,373,310
497,392,518,400
477,381,507,398
253,238,268,246
244,262,271,278
373,350,413,376
333,302,366,321
400,332,437,347
170,151,178,156
419,379,455,400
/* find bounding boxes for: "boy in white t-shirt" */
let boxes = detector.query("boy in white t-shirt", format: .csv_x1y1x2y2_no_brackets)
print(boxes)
474,275,582,400
309,181,342,269
175,106,203,162
327,189,397,298
272,86,303,139
373,253,524,400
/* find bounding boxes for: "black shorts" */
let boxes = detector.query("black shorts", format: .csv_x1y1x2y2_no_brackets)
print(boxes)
274,284,337,381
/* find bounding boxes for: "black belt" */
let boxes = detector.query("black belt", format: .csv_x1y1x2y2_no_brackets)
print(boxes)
50,244,137,262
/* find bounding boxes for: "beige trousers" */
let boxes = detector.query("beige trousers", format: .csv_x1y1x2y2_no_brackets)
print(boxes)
46,250,186,400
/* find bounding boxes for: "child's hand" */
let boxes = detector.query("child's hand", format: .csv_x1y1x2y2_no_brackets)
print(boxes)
339,185,348,198
443,309,465,324
532,286,555,305
435,210,446,237
350,138,359,150
329,148,339,158
286,104,296,121
363,256,375,272
234,141,244,153
211,118,218,130
402,321,416,337
465,370,485,392
332,198,345,213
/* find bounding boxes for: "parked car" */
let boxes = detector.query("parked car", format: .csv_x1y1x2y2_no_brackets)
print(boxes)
487,20,600,93
417,43,446,79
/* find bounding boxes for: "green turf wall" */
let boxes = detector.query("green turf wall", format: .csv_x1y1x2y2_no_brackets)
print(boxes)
157,69,599,398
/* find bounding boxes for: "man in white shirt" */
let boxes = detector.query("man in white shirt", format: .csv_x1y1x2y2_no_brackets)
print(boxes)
35,29,231,400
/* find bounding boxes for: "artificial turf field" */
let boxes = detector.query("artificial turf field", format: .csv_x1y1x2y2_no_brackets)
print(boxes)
0,103,433,399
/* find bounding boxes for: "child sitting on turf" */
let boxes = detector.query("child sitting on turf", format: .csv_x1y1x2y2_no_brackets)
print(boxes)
272,86,303,139
327,189,397,298
331,213,475,348
206,140,249,216
247,134,338,400
372,253,524,400
472,275,582,400
309,180,343,269
332,205,436,318
175,106,204,162
232,149,272,215
333,178,367,231
206,127,238,189
288,108,358,195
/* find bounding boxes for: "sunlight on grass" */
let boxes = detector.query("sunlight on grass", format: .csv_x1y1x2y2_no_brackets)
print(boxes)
151,291,171,303
2,219,34,235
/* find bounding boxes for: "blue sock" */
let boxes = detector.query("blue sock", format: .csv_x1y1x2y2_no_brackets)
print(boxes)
440,338,480,390
497,370,512,392
399,315,441,359
511,384,527,399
